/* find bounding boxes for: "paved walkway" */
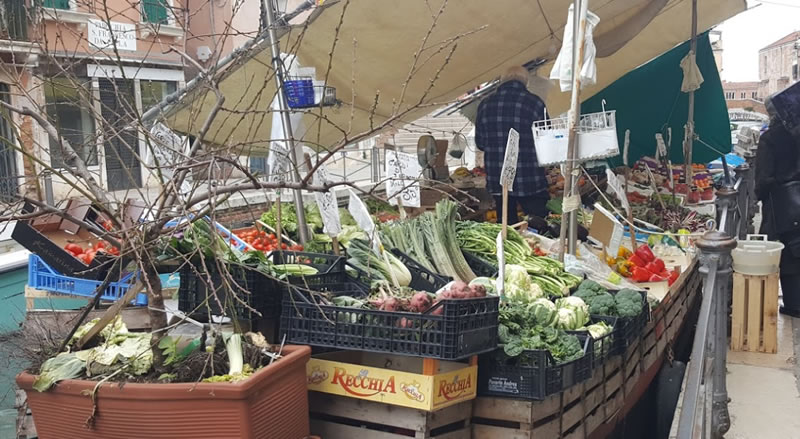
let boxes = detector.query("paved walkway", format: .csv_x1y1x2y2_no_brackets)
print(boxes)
726,313,800,439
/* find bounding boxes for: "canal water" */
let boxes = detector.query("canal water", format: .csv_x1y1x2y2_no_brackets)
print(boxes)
0,267,83,439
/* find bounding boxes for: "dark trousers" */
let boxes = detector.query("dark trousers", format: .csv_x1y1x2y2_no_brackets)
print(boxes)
494,194,549,225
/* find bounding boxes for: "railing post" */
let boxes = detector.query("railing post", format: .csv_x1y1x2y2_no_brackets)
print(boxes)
696,230,737,439
715,185,738,237
734,164,755,238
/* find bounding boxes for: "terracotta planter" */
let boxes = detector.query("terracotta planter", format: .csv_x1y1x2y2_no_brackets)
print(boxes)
17,345,311,439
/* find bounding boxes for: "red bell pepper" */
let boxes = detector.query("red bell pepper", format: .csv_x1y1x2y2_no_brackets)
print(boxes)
649,273,668,282
635,244,656,263
668,270,680,286
652,258,666,273
628,253,647,268
632,267,651,282
645,262,661,274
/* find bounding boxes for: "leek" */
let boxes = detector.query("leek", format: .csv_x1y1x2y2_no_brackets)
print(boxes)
226,333,243,376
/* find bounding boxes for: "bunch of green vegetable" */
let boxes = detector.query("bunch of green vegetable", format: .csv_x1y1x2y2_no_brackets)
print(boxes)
379,200,476,282
455,221,581,296
571,280,644,319
346,238,412,287
498,304,584,362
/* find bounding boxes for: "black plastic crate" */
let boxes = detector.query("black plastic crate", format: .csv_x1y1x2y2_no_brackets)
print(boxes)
280,284,499,360
477,333,593,400
568,316,619,368
269,250,345,275
462,251,499,278
591,290,649,355
390,249,451,292
178,262,280,320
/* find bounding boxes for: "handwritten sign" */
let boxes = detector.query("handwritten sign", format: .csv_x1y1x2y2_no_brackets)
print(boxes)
267,144,292,185
500,128,520,190
313,165,341,236
148,123,192,196
88,19,136,51
385,150,421,208
348,189,374,236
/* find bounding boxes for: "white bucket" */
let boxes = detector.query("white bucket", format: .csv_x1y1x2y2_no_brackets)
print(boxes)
731,234,784,275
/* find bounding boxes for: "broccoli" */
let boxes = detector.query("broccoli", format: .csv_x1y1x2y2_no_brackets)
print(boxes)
615,289,644,318
576,279,605,295
586,292,616,316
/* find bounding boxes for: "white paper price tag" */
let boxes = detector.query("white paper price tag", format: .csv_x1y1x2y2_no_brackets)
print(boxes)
385,150,421,208
500,128,520,190
348,189,375,236
313,165,341,236
496,231,505,298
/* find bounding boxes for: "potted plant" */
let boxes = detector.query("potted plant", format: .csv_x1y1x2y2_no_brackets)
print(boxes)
17,320,311,439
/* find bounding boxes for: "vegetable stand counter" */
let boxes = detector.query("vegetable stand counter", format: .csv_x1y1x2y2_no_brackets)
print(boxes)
471,257,702,439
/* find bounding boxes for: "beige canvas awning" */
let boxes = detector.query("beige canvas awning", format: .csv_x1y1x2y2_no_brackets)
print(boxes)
161,0,745,154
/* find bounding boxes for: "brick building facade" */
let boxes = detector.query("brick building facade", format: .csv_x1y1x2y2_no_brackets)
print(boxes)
758,31,800,99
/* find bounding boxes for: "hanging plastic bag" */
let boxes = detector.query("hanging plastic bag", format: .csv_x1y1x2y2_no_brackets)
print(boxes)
549,4,601,92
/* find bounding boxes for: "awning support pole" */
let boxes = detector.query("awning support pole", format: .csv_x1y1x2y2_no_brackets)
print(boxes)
558,0,589,262
265,0,309,243
683,0,698,185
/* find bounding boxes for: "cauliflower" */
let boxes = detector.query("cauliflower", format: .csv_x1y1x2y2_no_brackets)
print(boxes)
555,296,589,328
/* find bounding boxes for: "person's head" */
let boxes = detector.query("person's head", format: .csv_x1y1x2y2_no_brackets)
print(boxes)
501,66,529,86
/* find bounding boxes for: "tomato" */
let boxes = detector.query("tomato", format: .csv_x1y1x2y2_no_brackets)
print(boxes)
268,233,276,240
79,254,91,264
281,243,288,250
94,241,106,250
102,220,113,231
109,247,120,256
64,243,83,255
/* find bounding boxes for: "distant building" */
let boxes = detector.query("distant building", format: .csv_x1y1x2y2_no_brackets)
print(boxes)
758,30,800,98
722,81,765,114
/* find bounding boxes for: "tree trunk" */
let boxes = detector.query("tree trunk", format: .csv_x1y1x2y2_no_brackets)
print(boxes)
142,248,168,372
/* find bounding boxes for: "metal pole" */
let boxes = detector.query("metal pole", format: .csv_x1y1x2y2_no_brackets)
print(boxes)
264,0,309,243
683,0,698,185
715,185,738,237
696,231,736,439
558,0,588,261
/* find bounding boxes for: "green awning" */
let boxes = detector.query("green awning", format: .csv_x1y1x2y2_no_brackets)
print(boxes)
581,33,730,167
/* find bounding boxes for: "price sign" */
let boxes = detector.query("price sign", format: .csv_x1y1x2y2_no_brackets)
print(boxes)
348,189,375,236
385,150,421,208
267,144,292,185
313,165,341,236
496,231,505,298
500,128,520,190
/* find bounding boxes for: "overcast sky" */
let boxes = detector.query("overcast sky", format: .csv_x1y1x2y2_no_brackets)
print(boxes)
717,1,800,82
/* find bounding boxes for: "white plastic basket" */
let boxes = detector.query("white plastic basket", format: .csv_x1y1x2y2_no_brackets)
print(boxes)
533,110,620,166
732,234,784,275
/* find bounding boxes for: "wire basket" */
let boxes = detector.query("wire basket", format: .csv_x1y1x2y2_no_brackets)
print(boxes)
284,76,337,109
533,110,619,166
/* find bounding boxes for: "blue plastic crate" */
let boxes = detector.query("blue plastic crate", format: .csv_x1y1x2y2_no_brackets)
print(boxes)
284,78,315,108
28,254,147,306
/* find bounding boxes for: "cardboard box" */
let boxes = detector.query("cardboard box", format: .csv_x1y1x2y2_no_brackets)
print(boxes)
306,351,477,412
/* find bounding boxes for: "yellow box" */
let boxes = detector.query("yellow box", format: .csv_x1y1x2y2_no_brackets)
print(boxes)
306,351,477,412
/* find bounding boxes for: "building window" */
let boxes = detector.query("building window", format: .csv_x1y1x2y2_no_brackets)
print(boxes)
0,83,19,200
752,91,757,99
43,0,70,9
44,78,97,168
794,63,798,81
740,92,745,99
142,0,170,24
140,80,177,112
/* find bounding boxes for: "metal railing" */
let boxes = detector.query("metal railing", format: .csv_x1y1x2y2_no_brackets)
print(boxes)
676,155,757,438
0,0,30,41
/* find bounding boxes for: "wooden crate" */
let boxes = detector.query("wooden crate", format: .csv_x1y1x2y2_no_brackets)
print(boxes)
309,392,471,439
731,272,779,353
